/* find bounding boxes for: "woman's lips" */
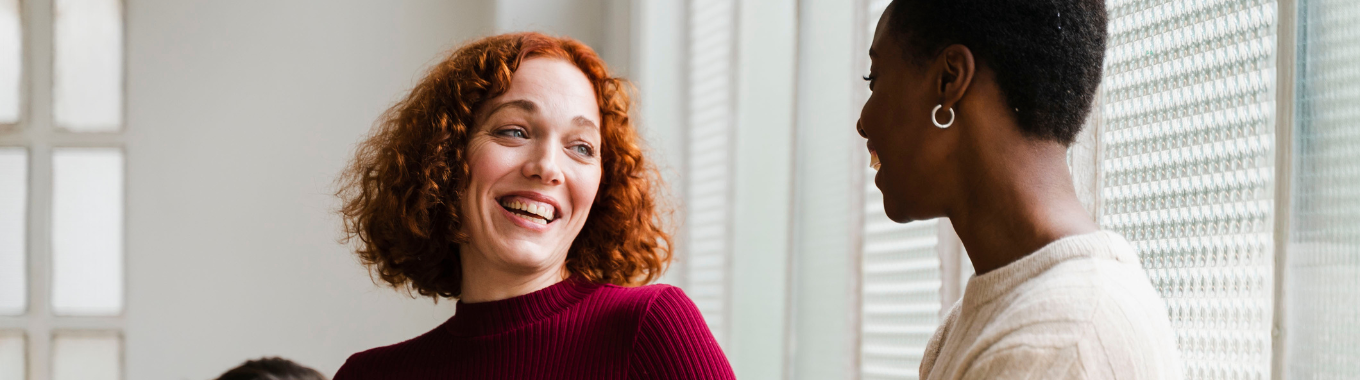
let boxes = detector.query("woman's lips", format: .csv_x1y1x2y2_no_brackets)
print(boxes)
867,141,880,170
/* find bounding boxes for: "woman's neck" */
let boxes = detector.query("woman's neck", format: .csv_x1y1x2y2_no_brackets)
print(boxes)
458,248,569,303
947,137,1099,275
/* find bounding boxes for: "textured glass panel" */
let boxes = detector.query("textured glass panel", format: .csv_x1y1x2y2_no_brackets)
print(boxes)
1098,1,1277,379
0,148,25,315
685,0,735,346
52,332,121,380
51,148,123,316
53,0,123,131
1289,0,1360,378
0,0,19,124
0,332,22,380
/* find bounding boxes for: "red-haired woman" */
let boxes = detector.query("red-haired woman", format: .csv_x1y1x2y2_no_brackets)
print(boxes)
333,32,734,379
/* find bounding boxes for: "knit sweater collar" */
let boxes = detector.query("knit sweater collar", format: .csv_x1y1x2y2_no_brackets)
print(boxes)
446,276,602,337
962,230,1138,309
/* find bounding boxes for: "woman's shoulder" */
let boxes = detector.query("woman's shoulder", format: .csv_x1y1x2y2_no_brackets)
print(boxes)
598,283,696,310
587,283,709,332
592,282,698,315
607,283,735,378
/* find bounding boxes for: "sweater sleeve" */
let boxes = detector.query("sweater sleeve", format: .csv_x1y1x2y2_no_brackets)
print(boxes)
627,286,736,380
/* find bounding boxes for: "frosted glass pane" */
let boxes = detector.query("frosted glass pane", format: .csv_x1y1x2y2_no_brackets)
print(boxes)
52,332,121,380
0,333,22,380
53,0,123,131
0,148,25,315
1098,1,1277,379
51,148,123,316
1289,0,1360,378
0,0,19,124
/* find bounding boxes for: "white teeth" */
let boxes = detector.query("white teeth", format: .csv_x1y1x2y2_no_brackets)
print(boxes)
500,198,555,223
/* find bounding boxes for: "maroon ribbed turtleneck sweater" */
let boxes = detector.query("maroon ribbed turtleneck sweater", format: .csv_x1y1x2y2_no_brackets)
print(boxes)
333,277,735,379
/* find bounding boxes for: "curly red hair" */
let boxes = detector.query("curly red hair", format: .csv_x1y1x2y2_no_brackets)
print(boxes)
338,32,672,299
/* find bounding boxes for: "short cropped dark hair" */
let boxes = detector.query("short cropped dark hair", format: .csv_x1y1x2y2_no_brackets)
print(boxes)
216,357,327,380
888,0,1107,145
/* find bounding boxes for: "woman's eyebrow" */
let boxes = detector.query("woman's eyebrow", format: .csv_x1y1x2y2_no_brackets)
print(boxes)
572,116,598,130
488,99,537,115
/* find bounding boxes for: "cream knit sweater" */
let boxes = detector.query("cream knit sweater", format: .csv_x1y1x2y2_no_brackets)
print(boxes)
920,231,1183,380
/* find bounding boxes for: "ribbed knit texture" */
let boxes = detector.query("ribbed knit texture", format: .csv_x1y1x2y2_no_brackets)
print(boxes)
333,277,735,380
920,231,1183,380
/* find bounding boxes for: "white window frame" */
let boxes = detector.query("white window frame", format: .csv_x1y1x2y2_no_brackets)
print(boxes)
0,0,127,378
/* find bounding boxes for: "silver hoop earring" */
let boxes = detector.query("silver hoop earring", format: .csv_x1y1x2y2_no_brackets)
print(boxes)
932,104,955,129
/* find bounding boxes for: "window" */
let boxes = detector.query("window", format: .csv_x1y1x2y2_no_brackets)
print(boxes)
664,0,1352,377
0,0,126,378
684,0,737,347
0,148,26,316
1287,0,1360,377
53,0,124,132
1095,1,1278,378
0,0,19,126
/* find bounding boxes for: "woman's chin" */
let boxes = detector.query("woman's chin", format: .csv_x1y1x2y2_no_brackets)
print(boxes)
490,247,564,273
884,199,938,224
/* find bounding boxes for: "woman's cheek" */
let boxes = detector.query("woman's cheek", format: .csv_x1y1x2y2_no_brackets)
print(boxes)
573,166,603,215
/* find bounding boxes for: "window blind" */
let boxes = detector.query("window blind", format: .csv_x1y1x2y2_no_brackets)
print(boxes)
859,182,940,380
1098,1,1277,379
685,0,736,347
1289,0,1360,377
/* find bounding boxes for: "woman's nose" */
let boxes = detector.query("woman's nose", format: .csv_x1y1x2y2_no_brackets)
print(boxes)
523,142,564,185
857,119,868,138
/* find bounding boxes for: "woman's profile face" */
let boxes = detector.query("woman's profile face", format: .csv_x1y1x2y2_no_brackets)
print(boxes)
460,57,604,275
858,9,957,223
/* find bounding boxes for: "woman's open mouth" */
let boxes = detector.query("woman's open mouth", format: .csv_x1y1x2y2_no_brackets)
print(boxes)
867,141,881,170
497,195,559,225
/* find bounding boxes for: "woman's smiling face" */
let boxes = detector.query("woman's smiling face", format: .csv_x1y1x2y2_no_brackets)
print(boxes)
460,57,603,276
858,7,961,224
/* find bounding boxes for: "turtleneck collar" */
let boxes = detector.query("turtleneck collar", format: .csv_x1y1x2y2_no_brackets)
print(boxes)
445,275,602,337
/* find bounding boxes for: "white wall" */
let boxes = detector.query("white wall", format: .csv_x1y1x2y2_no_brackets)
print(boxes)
124,0,491,377
494,0,633,78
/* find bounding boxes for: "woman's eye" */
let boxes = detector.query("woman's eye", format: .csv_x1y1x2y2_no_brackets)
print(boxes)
497,128,527,138
863,74,876,90
573,144,595,157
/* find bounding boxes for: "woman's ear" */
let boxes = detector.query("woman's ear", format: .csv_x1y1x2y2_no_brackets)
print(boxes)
934,44,976,110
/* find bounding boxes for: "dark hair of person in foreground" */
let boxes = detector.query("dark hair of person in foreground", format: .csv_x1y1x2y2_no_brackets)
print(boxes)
215,357,327,380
